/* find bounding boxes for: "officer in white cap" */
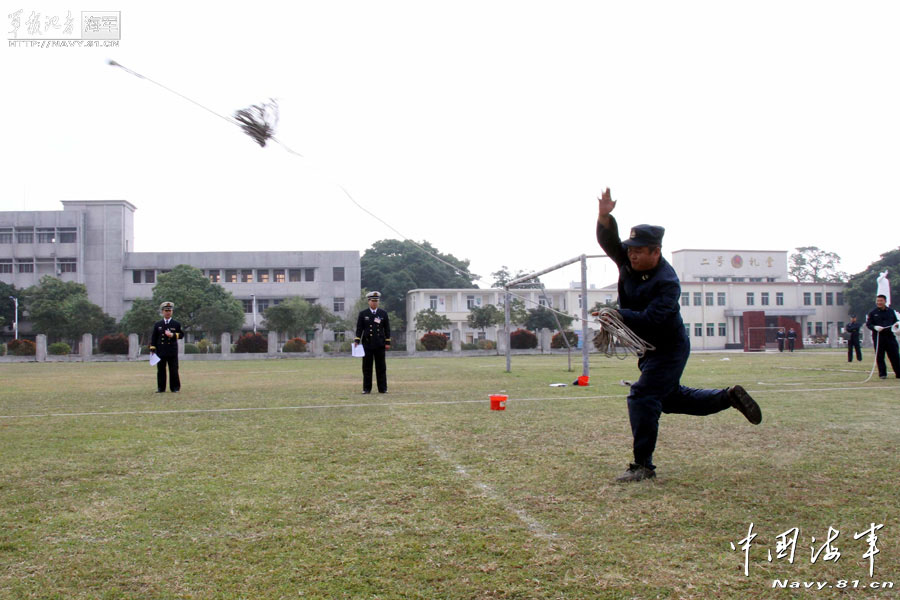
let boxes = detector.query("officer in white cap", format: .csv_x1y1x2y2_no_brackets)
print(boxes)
354,291,391,394
150,301,183,393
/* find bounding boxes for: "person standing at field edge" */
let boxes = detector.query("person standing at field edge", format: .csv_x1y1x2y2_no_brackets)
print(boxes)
150,301,183,393
354,291,391,394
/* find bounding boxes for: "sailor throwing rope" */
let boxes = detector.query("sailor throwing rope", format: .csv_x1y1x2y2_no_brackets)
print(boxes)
595,188,763,483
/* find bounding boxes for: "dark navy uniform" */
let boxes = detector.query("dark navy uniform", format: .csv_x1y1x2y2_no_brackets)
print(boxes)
355,303,391,393
597,217,732,471
845,320,862,362
866,305,900,378
150,309,183,392
786,329,797,352
776,329,785,352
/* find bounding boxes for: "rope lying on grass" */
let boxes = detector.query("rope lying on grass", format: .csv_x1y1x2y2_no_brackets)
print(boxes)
591,308,655,359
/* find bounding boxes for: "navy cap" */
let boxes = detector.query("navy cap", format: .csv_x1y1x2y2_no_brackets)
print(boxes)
622,224,665,247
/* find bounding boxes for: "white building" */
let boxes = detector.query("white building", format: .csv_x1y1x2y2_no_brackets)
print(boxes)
407,249,850,351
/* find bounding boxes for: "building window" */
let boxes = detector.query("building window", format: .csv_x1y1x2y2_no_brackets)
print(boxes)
274,269,285,283
0,259,12,273
693,292,702,306
681,292,689,306
17,261,34,273
814,292,823,306
807,322,813,336
208,270,220,283
304,268,315,282
58,228,77,243
59,259,76,273
717,292,726,306
333,297,345,312
705,292,714,306
16,228,34,244
133,270,142,283
256,299,269,312
36,228,55,243
258,270,270,283
241,270,253,283
224,269,237,283
145,270,155,284
718,323,726,337
732,277,744,282
776,292,784,306
706,323,715,336
746,292,755,306
815,322,823,335
467,295,476,309
836,292,844,305
749,277,763,282
837,321,844,333
713,277,728,282
429,295,438,310
761,292,769,306
242,299,254,313
694,323,703,336
0,228,12,244
684,323,690,335
539,297,548,307
333,267,345,282
803,292,811,306
766,277,776,283
826,292,833,306
289,269,302,282
699,277,710,282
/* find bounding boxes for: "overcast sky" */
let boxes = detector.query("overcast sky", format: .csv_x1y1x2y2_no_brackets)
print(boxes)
3,2,898,289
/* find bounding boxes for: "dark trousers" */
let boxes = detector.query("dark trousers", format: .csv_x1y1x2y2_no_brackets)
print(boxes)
777,339,784,352
627,337,730,469
788,339,795,352
157,355,181,391
873,333,900,378
362,347,387,392
848,339,862,362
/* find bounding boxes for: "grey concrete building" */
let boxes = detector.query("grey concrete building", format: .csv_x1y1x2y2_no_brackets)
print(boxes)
1,201,360,341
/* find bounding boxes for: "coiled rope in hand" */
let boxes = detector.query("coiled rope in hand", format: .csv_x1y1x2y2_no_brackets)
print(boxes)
592,308,656,359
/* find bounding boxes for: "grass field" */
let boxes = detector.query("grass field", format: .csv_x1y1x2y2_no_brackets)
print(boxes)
1,350,898,599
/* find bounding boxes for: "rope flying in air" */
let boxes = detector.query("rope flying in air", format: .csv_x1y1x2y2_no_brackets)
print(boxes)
591,307,655,359
107,60,481,285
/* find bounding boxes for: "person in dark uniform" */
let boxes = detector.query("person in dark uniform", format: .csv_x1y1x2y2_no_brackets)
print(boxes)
786,328,797,352
595,188,762,483
150,301,183,393
866,295,900,379
775,328,785,352
845,315,862,363
354,291,391,394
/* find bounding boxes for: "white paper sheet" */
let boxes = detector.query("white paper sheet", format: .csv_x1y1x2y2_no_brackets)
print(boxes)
149,353,160,366
351,344,365,358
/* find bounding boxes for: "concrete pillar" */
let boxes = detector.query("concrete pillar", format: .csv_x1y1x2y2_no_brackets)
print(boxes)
828,323,838,348
314,329,324,357
221,332,231,356
268,332,278,354
36,334,47,362
540,328,552,352
128,333,139,359
177,338,185,356
451,328,461,354
81,333,93,358
497,328,507,353
407,330,416,355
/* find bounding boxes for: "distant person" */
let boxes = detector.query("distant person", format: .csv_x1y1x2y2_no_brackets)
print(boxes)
866,295,900,379
845,315,862,363
775,328,785,352
354,291,391,394
594,188,762,483
787,328,797,352
150,301,183,393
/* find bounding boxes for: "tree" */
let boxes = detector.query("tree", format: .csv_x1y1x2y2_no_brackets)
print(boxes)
844,248,900,321
120,298,161,345
524,306,574,332
151,265,244,333
414,308,452,332
361,239,477,320
308,302,340,333
196,304,244,340
23,276,114,343
467,304,503,334
508,298,529,326
490,265,542,289
0,282,17,329
789,247,849,283
262,297,315,339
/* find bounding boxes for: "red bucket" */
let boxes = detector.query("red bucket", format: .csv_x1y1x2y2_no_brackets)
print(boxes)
576,375,589,386
489,394,507,411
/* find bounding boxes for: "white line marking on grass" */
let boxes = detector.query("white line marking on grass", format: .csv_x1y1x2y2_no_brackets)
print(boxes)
389,406,563,544
1,386,894,420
